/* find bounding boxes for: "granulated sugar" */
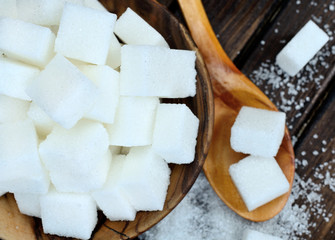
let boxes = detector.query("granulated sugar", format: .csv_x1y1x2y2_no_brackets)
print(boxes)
140,158,334,240
140,134,334,239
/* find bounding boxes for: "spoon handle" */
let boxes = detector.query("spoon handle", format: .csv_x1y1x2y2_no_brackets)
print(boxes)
177,0,239,73
177,0,276,110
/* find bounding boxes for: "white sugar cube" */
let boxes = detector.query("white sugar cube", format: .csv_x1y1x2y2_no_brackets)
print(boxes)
39,120,111,193
276,20,329,76
114,8,169,48
242,229,282,240
0,57,40,100
17,0,63,26
17,0,86,26
14,192,42,218
230,106,286,157
79,65,120,124
106,96,159,146
40,190,97,240
55,3,116,64
84,0,107,11
229,156,289,211
106,33,121,69
0,0,17,18
92,155,136,221
120,147,170,211
0,95,30,123
120,45,196,98
0,18,55,67
152,104,199,164
26,54,99,129
28,102,58,138
0,119,50,194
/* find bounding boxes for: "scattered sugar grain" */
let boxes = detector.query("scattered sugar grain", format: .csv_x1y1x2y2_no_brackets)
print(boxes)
313,150,319,156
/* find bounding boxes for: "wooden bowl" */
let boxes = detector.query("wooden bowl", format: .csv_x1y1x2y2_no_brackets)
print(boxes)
0,0,214,239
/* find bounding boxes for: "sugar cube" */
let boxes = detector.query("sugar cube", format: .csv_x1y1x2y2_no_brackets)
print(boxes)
276,20,329,76
17,0,63,26
40,190,97,240
0,57,40,101
0,18,55,67
106,33,121,69
242,229,282,240
230,106,286,157
27,102,58,138
120,147,171,211
83,0,107,11
114,8,169,48
0,119,50,194
92,155,137,221
14,192,42,218
55,3,116,64
26,54,99,129
106,96,159,146
17,0,87,26
0,0,17,18
120,45,196,98
229,156,290,211
152,104,199,164
39,120,111,193
79,65,120,124
0,95,30,123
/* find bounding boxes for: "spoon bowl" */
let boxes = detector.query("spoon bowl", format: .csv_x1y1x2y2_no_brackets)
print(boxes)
178,0,295,221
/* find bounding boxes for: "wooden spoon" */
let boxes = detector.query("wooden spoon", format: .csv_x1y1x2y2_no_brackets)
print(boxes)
178,0,295,221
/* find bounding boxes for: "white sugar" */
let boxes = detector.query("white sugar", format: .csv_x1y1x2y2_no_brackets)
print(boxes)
55,3,116,64
229,156,289,211
26,54,99,129
0,18,55,67
114,7,169,48
230,106,286,157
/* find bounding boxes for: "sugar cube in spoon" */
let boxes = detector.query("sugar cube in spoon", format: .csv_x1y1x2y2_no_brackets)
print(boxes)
230,106,286,157
229,156,289,211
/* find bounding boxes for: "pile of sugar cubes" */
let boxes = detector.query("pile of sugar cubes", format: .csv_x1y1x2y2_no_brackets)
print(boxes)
229,106,289,212
0,1,199,239
276,20,329,76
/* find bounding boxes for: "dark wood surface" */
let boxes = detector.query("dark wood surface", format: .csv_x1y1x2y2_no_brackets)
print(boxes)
150,0,334,239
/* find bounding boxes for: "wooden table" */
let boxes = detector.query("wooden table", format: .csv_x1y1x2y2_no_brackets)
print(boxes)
139,0,335,239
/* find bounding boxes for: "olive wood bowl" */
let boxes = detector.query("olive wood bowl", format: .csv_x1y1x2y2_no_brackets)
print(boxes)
0,0,214,239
